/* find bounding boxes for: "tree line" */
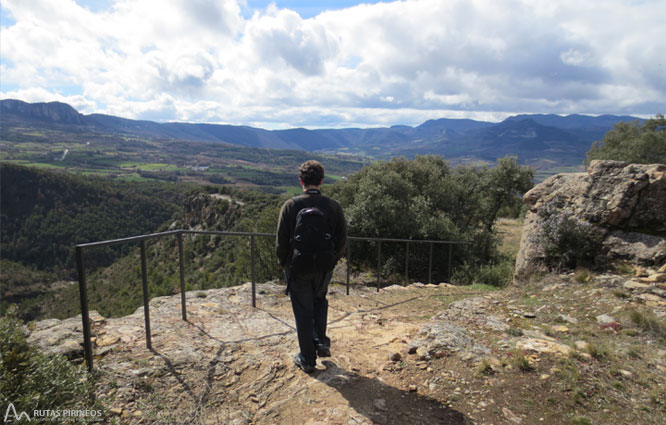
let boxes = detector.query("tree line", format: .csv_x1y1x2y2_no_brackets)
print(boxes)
0,163,185,277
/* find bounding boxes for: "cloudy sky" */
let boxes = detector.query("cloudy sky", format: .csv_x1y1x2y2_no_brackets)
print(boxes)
1,0,664,129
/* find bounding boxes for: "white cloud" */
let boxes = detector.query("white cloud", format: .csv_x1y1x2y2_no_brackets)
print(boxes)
1,86,98,112
243,7,339,75
1,0,664,129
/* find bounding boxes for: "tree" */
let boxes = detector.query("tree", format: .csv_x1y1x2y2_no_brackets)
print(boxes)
479,156,534,231
327,156,534,282
585,114,666,165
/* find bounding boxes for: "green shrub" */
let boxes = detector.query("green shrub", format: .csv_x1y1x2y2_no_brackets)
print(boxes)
451,257,514,287
510,352,534,372
329,156,533,283
0,308,102,422
574,269,591,283
630,310,666,342
613,262,635,275
476,359,495,376
530,204,602,271
571,416,592,425
586,342,609,360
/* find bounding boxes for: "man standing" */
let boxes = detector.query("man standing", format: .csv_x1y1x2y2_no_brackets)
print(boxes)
276,160,347,373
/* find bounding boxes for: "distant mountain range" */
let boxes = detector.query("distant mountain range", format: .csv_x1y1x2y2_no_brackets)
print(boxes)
1,98,641,169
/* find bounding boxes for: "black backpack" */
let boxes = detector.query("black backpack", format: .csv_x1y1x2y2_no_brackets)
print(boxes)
289,197,337,274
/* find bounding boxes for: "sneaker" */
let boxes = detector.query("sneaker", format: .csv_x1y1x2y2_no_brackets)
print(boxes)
316,345,331,358
293,354,315,374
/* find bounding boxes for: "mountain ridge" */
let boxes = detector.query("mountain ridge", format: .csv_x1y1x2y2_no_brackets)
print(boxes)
1,98,642,167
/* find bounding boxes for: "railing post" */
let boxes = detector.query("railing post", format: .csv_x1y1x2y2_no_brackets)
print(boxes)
428,242,433,284
376,241,382,292
177,232,187,321
346,237,350,295
140,240,152,350
250,235,256,308
447,243,453,283
76,246,94,372
405,242,409,284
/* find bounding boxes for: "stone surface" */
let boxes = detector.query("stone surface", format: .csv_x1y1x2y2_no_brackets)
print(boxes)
556,314,578,324
410,320,490,362
502,407,523,424
24,270,666,425
596,314,616,324
515,338,572,356
624,281,650,290
515,161,666,280
27,314,90,359
643,273,666,283
604,231,666,264
575,341,590,351
638,293,663,302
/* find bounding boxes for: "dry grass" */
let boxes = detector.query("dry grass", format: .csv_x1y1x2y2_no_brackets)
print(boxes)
630,310,666,341
496,218,524,258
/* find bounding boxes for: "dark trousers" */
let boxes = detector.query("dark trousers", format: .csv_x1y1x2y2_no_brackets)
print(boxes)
286,269,333,366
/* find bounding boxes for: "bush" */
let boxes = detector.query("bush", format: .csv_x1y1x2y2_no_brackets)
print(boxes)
328,156,533,283
0,308,102,422
630,309,666,342
452,257,514,287
530,204,602,271
573,269,591,283
510,351,535,372
571,417,593,425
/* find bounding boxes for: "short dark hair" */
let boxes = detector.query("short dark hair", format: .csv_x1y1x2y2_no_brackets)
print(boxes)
299,160,325,186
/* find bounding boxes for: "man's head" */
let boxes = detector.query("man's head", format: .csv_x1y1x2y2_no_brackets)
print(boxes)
299,160,325,188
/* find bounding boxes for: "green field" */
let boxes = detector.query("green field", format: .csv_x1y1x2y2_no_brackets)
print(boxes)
0,124,364,194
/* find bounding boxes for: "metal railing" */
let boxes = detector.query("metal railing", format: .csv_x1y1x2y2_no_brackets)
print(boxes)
75,230,463,371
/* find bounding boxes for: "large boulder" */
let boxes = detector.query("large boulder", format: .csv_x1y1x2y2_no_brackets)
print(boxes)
515,160,666,280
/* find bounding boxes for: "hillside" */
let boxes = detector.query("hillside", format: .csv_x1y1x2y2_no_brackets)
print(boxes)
0,164,183,271
0,164,189,319
28,266,666,425
0,100,364,190
11,186,284,321
1,99,641,177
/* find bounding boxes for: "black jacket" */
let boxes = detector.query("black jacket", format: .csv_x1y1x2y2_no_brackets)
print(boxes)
276,189,347,268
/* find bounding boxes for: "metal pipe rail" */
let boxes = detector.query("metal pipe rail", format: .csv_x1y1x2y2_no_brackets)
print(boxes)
75,230,463,371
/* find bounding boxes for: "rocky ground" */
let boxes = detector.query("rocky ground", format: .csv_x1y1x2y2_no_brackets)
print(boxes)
29,264,666,425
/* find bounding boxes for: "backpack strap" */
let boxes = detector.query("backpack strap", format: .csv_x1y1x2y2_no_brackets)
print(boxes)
292,193,328,213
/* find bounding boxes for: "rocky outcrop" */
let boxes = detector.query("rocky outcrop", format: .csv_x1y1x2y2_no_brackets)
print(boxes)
176,192,242,231
0,98,85,124
515,160,666,279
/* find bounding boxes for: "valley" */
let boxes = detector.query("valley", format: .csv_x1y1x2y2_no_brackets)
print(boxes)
1,99,642,183
0,124,361,193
